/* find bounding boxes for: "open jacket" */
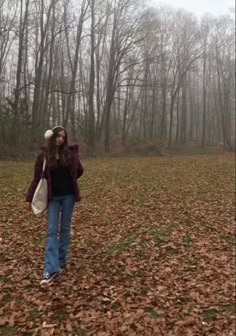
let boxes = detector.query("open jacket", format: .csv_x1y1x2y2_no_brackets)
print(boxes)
26,144,83,203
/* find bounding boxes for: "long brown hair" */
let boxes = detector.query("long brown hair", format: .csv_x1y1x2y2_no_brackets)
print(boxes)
43,127,70,168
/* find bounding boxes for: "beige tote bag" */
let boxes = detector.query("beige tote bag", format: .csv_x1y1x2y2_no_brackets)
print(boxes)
31,157,48,216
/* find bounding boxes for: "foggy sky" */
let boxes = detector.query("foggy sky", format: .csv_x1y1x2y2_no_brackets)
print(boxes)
151,0,235,18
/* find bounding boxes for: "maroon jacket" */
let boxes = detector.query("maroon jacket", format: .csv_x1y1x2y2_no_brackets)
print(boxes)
26,144,83,203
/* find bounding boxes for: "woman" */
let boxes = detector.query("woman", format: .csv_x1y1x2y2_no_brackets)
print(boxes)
26,126,84,284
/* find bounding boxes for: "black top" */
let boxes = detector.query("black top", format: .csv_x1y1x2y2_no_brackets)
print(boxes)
51,165,74,197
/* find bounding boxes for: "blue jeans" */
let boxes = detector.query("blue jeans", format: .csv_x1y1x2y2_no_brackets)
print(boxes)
44,195,75,273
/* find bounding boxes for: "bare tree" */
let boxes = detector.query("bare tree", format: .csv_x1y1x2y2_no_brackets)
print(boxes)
11,0,30,144
103,0,142,152
87,0,96,150
168,11,201,147
31,0,60,142
213,16,234,149
0,1,17,143
63,0,89,139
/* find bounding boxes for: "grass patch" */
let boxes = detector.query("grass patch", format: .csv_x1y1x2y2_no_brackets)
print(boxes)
2,293,12,302
183,235,193,248
16,296,24,303
179,219,194,227
145,307,161,319
32,238,44,247
221,303,236,314
29,309,41,321
221,235,235,245
0,327,17,336
105,235,135,255
202,308,218,322
149,223,178,246
0,275,7,283
25,286,35,292
53,310,66,322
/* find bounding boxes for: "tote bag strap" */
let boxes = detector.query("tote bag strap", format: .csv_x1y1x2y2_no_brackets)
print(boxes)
42,157,46,174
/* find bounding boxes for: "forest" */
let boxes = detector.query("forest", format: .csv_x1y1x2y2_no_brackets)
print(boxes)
0,0,235,157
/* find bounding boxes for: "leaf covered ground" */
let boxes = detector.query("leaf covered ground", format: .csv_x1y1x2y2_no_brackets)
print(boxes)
0,154,235,336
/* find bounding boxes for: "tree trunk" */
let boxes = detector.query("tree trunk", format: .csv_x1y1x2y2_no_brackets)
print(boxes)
180,72,187,144
201,46,207,147
88,0,96,150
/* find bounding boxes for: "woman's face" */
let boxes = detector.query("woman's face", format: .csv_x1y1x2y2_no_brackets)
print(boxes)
55,130,66,146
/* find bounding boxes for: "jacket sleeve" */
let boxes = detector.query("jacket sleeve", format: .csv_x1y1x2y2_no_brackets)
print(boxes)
26,153,44,202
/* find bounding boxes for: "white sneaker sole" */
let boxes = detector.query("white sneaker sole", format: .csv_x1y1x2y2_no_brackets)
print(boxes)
40,273,59,285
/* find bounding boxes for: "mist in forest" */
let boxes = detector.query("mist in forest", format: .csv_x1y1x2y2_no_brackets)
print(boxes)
0,0,235,157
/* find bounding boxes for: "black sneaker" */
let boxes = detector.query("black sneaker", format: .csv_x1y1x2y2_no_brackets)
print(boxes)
40,272,59,284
